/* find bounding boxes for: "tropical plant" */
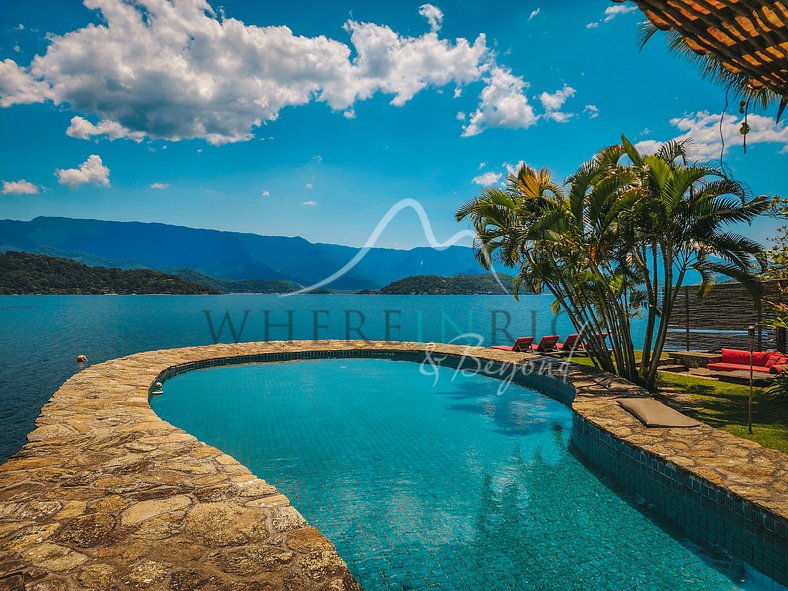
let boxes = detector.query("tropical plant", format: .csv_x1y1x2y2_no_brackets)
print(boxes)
456,136,769,389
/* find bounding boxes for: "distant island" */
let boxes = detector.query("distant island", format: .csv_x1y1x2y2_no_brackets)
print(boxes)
173,269,298,294
0,252,511,296
376,273,514,295
0,252,217,295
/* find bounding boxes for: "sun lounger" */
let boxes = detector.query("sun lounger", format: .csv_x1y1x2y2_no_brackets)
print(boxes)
532,335,560,353
556,333,580,351
490,336,534,352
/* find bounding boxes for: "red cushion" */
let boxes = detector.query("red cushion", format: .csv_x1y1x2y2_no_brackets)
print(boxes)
766,353,788,367
771,364,788,374
720,348,771,367
707,362,773,373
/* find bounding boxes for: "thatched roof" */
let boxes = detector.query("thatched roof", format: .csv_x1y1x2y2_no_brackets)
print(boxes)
614,0,787,100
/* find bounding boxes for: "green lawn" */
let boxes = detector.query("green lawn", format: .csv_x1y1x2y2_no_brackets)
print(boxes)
567,354,788,453
656,372,787,453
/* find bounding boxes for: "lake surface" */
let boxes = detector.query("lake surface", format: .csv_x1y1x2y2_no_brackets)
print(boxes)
0,294,644,462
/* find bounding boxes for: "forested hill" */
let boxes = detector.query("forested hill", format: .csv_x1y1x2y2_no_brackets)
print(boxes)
0,251,217,295
378,273,514,295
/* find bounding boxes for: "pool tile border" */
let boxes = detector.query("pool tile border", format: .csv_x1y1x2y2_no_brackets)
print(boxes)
0,340,785,590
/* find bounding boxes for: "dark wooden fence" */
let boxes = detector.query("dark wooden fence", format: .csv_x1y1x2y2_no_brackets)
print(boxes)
666,281,787,352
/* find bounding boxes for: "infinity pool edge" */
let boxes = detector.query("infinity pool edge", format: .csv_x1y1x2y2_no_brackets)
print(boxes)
0,341,785,589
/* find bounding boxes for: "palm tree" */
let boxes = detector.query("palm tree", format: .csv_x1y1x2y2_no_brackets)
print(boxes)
457,137,768,389
621,136,769,385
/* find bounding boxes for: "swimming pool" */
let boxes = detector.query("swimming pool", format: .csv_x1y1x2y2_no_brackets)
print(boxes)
151,357,779,590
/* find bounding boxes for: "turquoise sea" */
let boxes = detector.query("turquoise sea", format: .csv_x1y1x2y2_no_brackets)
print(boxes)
0,293,637,462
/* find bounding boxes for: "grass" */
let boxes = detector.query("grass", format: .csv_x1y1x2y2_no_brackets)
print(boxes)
567,353,788,453
657,372,787,453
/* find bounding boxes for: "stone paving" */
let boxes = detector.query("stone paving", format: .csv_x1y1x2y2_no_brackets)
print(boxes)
0,340,785,590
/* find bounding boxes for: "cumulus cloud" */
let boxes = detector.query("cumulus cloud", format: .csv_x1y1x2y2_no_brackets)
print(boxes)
0,0,489,144
150,183,169,189
55,155,110,188
472,171,502,185
1,179,39,195
603,5,637,22
262,190,270,197
539,84,576,122
583,104,599,118
0,58,49,107
586,5,637,29
419,4,444,32
634,111,788,159
463,67,538,137
529,8,540,20
302,200,318,206
504,160,528,175
67,116,145,142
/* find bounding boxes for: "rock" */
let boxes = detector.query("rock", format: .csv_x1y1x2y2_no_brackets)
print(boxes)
299,551,348,581
123,559,169,588
121,495,191,526
271,506,307,533
54,513,117,547
184,503,269,547
169,568,216,590
22,542,88,572
211,545,294,575
77,563,116,589
286,528,333,554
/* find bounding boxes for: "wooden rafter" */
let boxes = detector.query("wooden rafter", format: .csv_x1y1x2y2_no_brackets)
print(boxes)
614,0,788,98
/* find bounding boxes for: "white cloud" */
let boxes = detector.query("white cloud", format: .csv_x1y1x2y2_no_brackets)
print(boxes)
472,171,502,185
305,183,313,189
55,155,110,188
150,183,169,189
456,111,465,121
539,84,576,122
504,160,528,175
463,67,538,137
529,8,540,20
419,4,444,32
302,200,318,206
262,190,270,197
1,179,39,195
603,5,637,22
634,111,788,159
0,58,49,107
343,109,356,119
66,116,145,142
639,127,652,136
586,5,636,29
583,104,599,118
0,1,488,144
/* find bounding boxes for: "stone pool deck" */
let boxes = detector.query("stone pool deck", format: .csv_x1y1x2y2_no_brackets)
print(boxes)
0,341,786,590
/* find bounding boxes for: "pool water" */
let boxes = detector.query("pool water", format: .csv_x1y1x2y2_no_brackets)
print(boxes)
151,358,778,591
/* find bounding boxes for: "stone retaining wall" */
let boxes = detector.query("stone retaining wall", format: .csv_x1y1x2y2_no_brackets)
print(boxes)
0,341,785,590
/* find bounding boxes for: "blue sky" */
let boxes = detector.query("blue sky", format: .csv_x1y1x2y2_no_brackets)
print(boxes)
0,0,785,249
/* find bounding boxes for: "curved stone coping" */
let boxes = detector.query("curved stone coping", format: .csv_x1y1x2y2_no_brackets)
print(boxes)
0,340,786,591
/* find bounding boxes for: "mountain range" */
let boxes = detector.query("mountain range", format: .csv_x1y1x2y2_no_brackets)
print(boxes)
0,217,483,289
